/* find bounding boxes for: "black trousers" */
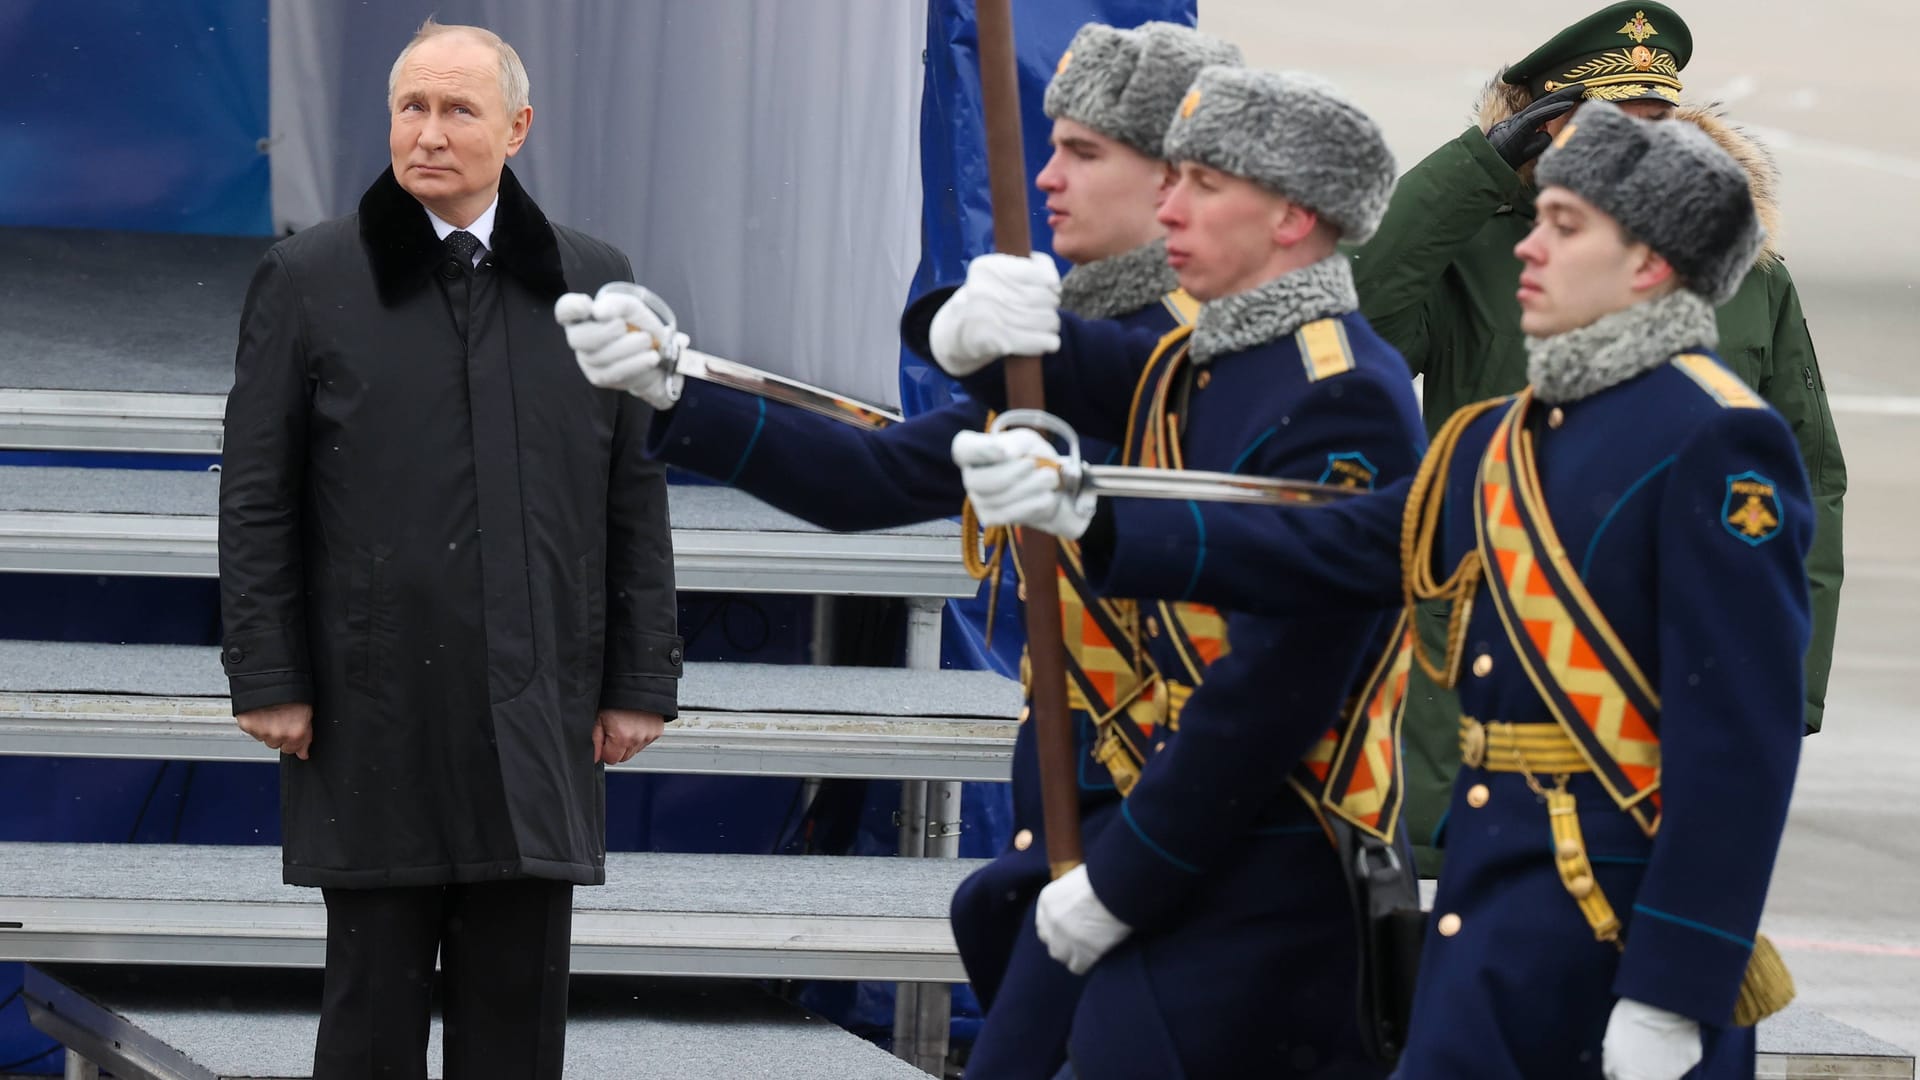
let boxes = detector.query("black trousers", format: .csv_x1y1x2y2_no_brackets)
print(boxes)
313,879,574,1080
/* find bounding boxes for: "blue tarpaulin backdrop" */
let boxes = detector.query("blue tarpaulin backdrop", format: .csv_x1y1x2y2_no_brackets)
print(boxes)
0,0,272,236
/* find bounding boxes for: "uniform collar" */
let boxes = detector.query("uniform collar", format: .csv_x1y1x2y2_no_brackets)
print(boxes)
1191,254,1357,363
1059,238,1180,320
1525,289,1719,403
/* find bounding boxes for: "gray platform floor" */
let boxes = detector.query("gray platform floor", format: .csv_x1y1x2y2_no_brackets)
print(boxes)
0,228,269,396
28,964,928,1079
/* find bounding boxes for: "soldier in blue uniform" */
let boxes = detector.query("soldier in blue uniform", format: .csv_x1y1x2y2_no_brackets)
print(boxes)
927,67,1425,1076
555,23,1240,1079
965,102,1810,1079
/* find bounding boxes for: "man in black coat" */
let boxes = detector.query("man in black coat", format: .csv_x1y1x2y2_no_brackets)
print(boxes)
218,19,681,1078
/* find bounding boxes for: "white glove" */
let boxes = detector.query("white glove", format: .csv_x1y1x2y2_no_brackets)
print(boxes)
1035,864,1131,975
952,427,1096,540
554,284,688,410
1602,998,1704,1080
927,251,1062,377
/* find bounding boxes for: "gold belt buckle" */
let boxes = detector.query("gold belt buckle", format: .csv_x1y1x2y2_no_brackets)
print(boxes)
1460,718,1487,769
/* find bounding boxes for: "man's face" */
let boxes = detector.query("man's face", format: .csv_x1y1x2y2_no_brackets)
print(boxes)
1514,186,1668,336
1034,118,1171,265
1155,161,1291,302
389,34,531,222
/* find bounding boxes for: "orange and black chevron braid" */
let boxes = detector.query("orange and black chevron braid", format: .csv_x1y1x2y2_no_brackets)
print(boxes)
1315,609,1415,842
1474,392,1663,835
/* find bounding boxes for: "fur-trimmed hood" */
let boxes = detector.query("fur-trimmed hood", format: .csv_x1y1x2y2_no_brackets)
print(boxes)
1472,72,1782,266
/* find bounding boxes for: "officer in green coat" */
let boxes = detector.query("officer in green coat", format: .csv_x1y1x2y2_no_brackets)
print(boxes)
1348,1,1847,874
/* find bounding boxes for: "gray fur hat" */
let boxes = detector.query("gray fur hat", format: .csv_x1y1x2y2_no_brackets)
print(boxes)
1044,22,1243,160
1536,100,1764,305
1162,67,1396,243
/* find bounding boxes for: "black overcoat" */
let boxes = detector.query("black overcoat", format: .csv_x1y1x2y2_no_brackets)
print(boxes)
219,166,681,888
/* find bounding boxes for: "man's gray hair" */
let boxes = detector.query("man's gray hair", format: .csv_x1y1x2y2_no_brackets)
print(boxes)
387,17,531,114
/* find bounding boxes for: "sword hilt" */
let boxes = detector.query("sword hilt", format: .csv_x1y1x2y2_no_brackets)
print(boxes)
598,282,685,371
989,409,1086,497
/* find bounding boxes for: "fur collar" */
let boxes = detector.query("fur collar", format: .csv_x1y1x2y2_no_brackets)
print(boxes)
357,165,569,306
1526,289,1720,403
1191,254,1357,363
1473,73,1782,264
1059,238,1181,320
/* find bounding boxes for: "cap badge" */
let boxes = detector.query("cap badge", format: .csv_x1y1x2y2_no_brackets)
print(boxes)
1617,10,1658,44
1056,49,1073,75
1180,88,1202,118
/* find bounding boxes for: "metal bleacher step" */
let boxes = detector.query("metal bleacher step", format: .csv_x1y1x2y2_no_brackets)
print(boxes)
26,964,932,1080
0,228,245,454
0,467,977,598
0,842,981,984
0,640,1020,782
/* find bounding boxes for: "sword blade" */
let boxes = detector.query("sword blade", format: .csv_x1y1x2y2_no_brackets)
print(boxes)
1081,464,1358,506
677,348,904,429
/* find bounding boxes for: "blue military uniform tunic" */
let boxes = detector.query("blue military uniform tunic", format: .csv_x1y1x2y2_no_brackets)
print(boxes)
959,256,1427,1077
1087,349,1812,1078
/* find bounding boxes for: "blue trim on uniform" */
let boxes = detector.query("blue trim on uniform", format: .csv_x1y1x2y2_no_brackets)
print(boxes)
1122,803,1201,874
726,399,768,486
1179,501,1207,603
1228,428,1278,475
1632,903,1754,949
1430,808,1450,848
1319,451,1380,489
1588,855,1650,866
1581,455,1675,580
1249,824,1325,836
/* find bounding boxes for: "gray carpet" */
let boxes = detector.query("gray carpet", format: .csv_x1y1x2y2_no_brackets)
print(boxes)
0,640,1020,718
0,467,958,539
0,843,982,919
0,227,269,394
32,965,930,1079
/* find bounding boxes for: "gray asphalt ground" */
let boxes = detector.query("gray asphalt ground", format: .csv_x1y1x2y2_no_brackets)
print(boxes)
1204,0,1920,1053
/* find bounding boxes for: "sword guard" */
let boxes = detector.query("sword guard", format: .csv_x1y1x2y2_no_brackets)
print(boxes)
600,282,686,371
990,409,1086,496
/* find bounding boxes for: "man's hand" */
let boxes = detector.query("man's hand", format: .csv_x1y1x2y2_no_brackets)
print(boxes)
1035,864,1131,975
928,252,1062,377
1485,84,1587,169
555,284,688,410
594,709,666,765
236,703,314,761
1602,998,1704,1080
953,427,1096,539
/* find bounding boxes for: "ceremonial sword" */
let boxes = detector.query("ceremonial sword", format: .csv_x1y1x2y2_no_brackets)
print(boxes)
604,286,1358,508
605,283,904,429
986,409,1363,507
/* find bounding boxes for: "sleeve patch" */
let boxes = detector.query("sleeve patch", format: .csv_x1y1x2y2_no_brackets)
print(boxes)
1723,471,1783,545
1321,451,1379,490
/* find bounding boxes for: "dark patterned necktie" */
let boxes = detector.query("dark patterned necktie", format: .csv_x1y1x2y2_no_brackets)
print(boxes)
444,229,483,267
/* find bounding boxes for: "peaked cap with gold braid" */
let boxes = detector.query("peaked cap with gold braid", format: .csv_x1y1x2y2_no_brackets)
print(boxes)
1504,2,1693,105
